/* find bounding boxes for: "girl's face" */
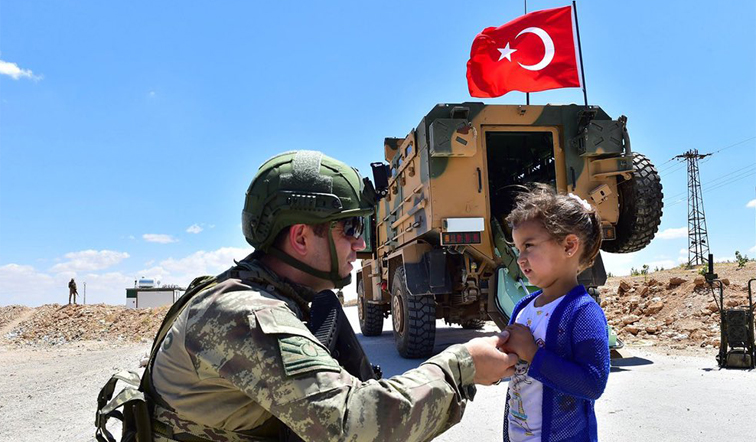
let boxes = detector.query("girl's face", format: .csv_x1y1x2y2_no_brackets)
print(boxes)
512,218,580,293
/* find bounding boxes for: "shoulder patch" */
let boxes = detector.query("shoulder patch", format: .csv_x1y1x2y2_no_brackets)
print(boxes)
278,335,341,377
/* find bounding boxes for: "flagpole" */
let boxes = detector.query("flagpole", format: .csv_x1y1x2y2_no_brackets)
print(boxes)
572,0,588,107
524,0,529,105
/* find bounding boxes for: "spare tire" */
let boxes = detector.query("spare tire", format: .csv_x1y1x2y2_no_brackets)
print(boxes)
601,153,663,253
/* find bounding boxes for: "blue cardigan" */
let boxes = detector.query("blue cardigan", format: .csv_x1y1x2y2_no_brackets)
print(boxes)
503,285,610,442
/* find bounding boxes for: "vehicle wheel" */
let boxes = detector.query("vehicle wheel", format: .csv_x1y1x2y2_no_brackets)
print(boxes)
461,319,486,330
601,153,663,253
391,266,436,358
358,278,384,337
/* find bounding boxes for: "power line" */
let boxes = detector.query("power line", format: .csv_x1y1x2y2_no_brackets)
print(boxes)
666,135,756,163
710,136,756,155
663,168,756,208
662,162,756,204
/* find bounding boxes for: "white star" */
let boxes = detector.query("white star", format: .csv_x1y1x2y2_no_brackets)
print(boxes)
498,43,517,62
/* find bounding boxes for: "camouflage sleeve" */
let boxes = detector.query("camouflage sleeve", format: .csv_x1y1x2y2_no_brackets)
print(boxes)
191,301,477,442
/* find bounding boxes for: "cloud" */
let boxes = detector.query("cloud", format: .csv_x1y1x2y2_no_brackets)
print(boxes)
0,59,42,81
50,250,130,273
143,234,178,244
0,247,255,307
656,227,687,240
645,259,677,270
0,264,56,306
747,199,756,208
749,244,756,254
0,262,136,306
600,252,637,276
186,224,203,234
154,247,249,283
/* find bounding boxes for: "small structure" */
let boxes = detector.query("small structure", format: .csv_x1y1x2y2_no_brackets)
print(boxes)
126,278,184,309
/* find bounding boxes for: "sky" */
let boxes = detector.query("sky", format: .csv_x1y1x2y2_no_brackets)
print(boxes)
1,0,755,307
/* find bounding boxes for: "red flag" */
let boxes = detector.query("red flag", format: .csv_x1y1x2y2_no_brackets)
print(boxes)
466,5,581,98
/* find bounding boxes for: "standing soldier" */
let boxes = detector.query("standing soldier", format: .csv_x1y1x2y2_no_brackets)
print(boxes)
68,278,78,305
141,151,518,441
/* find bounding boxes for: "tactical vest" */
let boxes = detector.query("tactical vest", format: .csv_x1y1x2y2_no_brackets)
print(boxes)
95,261,378,442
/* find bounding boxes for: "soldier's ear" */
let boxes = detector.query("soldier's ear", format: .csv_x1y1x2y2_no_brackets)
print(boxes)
287,224,310,257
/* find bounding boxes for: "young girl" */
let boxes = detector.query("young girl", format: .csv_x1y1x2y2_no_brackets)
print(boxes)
502,184,610,442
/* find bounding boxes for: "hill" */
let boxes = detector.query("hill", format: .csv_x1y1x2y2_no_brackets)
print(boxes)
2,261,754,354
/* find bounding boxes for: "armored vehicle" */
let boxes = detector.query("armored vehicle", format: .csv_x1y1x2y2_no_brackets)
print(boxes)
357,103,663,358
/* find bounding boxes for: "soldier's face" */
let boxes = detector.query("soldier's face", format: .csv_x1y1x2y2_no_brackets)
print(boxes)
311,220,366,282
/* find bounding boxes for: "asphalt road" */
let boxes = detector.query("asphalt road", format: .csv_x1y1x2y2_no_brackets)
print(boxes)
342,306,756,442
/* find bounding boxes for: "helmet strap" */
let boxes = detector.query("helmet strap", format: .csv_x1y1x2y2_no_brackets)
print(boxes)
266,222,351,289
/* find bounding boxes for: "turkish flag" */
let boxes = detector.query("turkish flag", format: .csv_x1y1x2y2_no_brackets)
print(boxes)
466,5,581,98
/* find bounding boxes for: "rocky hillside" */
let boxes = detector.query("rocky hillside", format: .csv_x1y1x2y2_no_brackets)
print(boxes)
601,261,755,353
1,303,169,346
2,262,754,352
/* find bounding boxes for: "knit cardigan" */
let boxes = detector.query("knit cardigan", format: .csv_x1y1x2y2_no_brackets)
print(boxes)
503,285,610,442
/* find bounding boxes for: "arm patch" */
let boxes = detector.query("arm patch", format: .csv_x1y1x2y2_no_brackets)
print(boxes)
252,307,342,378
278,335,341,377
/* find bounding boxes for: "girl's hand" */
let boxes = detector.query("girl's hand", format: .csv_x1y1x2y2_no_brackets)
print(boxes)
503,324,539,362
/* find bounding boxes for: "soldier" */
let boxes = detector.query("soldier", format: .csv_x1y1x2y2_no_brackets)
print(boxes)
149,151,518,441
68,278,78,305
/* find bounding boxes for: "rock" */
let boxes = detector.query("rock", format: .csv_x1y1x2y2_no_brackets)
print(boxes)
667,277,686,289
618,280,631,293
645,325,659,334
639,286,650,298
706,302,719,313
644,301,664,315
665,317,675,326
693,276,706,288
622,314,640,325
725,299,741,308
625,325,640,335
721,278,730,286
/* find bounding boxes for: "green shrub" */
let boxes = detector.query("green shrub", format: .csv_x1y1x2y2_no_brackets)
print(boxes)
735,250,749,269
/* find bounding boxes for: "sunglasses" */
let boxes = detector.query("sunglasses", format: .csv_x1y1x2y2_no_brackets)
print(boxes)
336,216,365,239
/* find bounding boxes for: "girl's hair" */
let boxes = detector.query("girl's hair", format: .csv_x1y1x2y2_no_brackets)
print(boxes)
505,183,602,270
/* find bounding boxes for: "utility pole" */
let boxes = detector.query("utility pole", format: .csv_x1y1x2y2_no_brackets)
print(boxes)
674,149,711,266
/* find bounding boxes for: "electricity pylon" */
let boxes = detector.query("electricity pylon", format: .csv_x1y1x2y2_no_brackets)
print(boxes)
674,149,711,266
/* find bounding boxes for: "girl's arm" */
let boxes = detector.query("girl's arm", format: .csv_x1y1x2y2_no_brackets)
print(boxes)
526,303,610,400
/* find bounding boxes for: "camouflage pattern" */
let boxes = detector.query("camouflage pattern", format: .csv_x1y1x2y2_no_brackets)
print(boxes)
358,103,661,351
151,257,477,442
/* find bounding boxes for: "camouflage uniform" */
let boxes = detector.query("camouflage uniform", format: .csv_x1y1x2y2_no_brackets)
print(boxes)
151,255,477,442
68,278,78,304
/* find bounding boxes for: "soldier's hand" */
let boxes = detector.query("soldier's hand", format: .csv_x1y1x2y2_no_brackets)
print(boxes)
464,331,519,385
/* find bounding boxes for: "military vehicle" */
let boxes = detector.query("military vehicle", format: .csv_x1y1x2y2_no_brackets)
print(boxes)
356,102,664,358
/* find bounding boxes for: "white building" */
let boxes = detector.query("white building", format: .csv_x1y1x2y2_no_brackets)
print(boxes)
125,278,183,309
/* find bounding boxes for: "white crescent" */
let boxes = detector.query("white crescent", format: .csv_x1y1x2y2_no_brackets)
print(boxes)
515,27,555,71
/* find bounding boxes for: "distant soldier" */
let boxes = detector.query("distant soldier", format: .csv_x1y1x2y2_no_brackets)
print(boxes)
68,278,78,305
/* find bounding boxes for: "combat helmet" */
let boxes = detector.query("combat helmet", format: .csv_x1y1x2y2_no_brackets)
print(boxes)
242,150,376,288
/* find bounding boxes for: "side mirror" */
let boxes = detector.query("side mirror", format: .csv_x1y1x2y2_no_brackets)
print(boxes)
371,162,390,200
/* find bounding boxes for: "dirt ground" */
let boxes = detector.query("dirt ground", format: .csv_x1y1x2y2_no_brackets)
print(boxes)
0,261,754,441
